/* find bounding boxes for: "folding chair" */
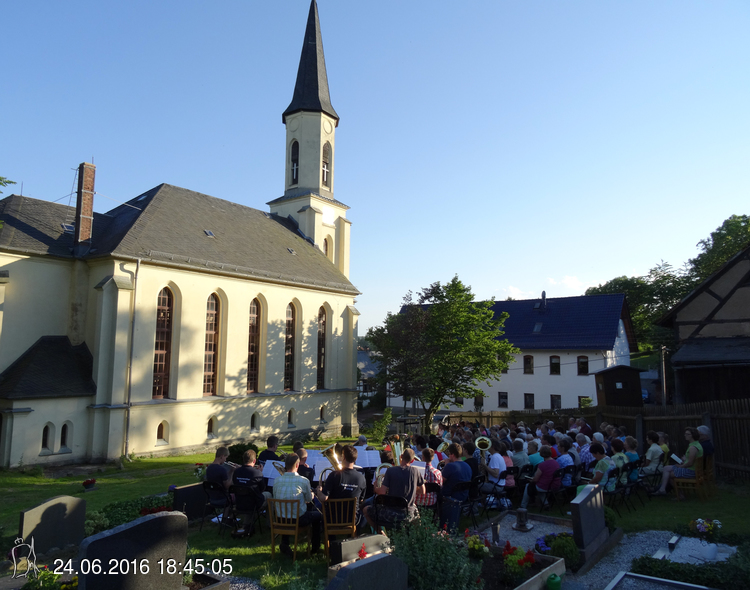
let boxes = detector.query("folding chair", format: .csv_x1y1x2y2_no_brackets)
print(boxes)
602,467,627,517
200,480,233,534
504,466,520,506
228,485,265,536
549,465,578,515
322,497,357,562
621,462,645,508
419,482,442,524
480,471,507,519
372,495,410,533
267,498,310,562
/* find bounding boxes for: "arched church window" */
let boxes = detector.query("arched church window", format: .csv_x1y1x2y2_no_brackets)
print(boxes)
247,298,260,393
291,141,299,185
284,303,295,391
317,307,326,390
153,287,173,399
322,142,331,188
203,294,220,396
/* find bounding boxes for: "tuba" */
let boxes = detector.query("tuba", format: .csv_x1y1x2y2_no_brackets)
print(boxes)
375,463,391,488
385,434,403,461
476,436,492,462
318,444,343,486
436,441,449,454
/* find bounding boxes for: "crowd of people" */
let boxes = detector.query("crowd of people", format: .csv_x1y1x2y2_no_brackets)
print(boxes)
202,419,716,554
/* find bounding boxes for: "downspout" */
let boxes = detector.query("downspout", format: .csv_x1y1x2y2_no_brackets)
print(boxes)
123,258,141,460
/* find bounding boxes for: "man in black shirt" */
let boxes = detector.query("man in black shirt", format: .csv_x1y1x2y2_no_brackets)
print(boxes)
316,445,367,527
296,448,316,485
206,446,235,490
231,449,271,536
364,448,424,529
258,436,281,463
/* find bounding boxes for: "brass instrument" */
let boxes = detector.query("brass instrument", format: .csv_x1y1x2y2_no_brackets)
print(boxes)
271,461,286,476
476,436,492,462
385,434,403,461
318,444,343,486
436,441,449,454
374,462,390,488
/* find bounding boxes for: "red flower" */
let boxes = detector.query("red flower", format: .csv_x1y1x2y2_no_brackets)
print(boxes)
465,528,470,538
484,539,491,548
358,543,367,560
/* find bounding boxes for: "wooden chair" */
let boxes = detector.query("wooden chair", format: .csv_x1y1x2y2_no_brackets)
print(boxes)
322,497,358,562
673,457,709,501
267,498,310,562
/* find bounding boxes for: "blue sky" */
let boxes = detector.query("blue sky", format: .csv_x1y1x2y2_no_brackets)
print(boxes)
3,1,749,333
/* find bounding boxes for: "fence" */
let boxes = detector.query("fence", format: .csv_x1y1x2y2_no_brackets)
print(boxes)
450,399,750,481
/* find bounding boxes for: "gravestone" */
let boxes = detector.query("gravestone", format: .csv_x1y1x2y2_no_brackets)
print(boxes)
77,511,188,590
330,533,390,565
172,482,206,520
570,484,608,560
326,553,408,590
19,495,86,554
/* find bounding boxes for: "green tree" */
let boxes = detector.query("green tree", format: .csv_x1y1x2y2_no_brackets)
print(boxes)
0,176,16,194
367,276,519,433
688,214,750,282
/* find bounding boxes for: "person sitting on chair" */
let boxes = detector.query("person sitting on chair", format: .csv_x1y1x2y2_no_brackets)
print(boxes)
272,454,322,556
259,436,281,463
697,426,714,457
316,444,367,528
440,443,471,532
206,446,236,490
641,431,663,476
295,449,316,486
363,448,424,530
232,449,272,537
415,447,443,510
520,445,560,509
651,427,703,497
479,439,506,498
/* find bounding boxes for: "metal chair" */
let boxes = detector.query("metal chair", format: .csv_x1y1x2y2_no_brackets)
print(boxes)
503,466,520,506
322,497,358,562
419,482,442,524
621,462,645,508
228,485,265,536
372,495,410,532
267,498,310,562
200,480,232,534
549,465,578,515
480,471,507,519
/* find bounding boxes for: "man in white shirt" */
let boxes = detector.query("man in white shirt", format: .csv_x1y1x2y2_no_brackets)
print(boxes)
479,440,506,495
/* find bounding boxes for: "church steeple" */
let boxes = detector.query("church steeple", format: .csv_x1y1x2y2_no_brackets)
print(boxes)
282,0,339,125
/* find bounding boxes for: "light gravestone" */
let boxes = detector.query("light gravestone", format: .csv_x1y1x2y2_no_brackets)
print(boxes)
76,511,187,590
326,554,408,590
19,495,86,555
570,484,609,561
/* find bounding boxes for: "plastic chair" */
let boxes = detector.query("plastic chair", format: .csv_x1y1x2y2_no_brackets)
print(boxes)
322,497,358,562
267,498,310,562
200,480,232,534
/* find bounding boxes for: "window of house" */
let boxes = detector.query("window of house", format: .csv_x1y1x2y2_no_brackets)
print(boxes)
474,396,484,410
203,294,220,396
550,394,562,410
498,391,508,408
455,397,464,406
60,424,68,449
523,355,534,374
153,287,173,398
524,393,535,409
501,367,508,374
42,425,50,451
284,303,295,391
550,355,560,375
247,298,260,393
577,356,589,376
291,141,299,185
157,421,168,444
323,238,329,258
322,142,331,187
287,409,295,428
317,307,326,390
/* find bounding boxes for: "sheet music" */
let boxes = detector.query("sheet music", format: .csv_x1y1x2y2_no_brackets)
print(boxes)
431,455,439,468
365,450,382,468
411,461,426,476
671,453,683,464
314,461,332,478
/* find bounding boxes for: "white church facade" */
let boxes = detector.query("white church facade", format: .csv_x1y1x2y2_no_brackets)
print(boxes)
0,0,360,468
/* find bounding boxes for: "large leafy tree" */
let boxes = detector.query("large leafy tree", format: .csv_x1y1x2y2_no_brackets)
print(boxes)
688,214,750,282
367,276,519,433
0,176,15,194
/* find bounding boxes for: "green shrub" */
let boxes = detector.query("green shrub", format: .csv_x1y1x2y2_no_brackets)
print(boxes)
390,518,481,590
227,442,260,465
604,506,618,533
101,494,173,528
550,533,581,571
370,407,392,444
84,510,110,537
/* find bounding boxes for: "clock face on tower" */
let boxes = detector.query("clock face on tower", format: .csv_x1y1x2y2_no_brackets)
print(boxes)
323,119,333,134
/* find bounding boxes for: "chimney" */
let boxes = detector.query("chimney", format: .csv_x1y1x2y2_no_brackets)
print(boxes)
74,162,95,246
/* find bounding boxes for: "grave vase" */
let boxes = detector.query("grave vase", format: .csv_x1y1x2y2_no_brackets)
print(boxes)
700,542,718,561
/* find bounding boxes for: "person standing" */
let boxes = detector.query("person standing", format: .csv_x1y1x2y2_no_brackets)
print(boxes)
273,454,322,555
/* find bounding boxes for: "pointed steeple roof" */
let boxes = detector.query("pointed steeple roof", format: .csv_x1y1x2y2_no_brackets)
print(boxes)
282,0,339,125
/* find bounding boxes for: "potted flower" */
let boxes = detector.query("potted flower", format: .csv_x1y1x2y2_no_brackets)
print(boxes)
689,518,722,560
82,478,97,490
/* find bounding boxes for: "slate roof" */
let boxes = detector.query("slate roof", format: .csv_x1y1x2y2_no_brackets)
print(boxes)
490,294,633,351
357,350,382,379
0,185,358,294
0,336,95,400
282,0,339,124
671,337,750,365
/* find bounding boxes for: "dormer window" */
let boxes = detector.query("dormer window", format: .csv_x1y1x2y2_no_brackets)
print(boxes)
322,142,331,188
291,141,299,185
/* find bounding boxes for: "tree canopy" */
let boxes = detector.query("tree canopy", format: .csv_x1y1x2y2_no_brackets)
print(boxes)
367,276,519,432
0,176,15,195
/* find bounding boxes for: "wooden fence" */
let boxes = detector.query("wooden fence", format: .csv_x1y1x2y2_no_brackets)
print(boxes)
450,399,750,481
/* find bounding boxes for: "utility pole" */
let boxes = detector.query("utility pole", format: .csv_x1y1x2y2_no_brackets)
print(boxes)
661,345,668,408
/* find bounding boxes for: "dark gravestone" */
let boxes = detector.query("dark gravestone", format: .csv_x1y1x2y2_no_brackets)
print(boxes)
77,511,187,590
326,554,408,590
19,495,86,554
330,533,390,565
172,482,206,521
570,484,608,561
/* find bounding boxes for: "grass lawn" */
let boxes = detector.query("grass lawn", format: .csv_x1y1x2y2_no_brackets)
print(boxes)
2,451,749,590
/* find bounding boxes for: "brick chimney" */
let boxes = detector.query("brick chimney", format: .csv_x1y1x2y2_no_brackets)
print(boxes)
74,162,95,246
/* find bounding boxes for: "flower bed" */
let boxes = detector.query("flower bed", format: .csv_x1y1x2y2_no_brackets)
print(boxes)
481,544,565,590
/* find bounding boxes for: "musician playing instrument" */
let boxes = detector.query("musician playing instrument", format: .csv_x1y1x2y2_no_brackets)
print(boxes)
440,443,472,532
273,454,323,555
316,445,367,526
415,448,442,508
364,448,425,529
206,446,237,490
258,436,281,463
231,449,272,537
295,449,316,485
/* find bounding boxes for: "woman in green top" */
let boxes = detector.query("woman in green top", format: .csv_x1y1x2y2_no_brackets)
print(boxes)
575,442,614,496
651,427,703,496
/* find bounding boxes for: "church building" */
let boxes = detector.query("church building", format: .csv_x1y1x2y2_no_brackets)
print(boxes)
0,0,360,467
